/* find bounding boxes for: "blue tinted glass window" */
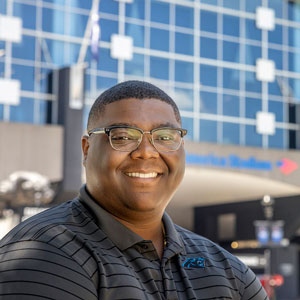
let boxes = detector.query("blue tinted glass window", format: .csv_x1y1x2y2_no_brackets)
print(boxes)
125,23,144,47
245,97,261,119
182,117,193,140
69,0,92,9
223,41,240,62
288,27,300,47
223,0,240,10
97,76,118,92
65,42,81,65
269,0,283,18
245,44,261,65
200,119,217,143
245,0,261,12
175,5,193,28
200,0,217,5
43,0,64,4
288,2,300,21
126,0,145,20
223,122,240,145
223,94,239,116
269,25,282,45
99,19,118,42
98,48,117,72
245,19,261,41
12,35,35,60
0,60,4,77
174,88,193,111
200,65,217,87
39,100,48,125
200,37,217,59
269,100,283,122
39,68,51,93
0,104,3,120
200,10,217,33
150,56,169,80
269,128,284,149
175,61,193,83
100,0,118,14
12,64,34,91
151,1,169,24
125,53,144,76
42,8,64,34
269,81,281,96
200,91,217,114
223,68,239,90
245,71,262,93
14,3,36,29
175,33,193,55
245,125,262,147
0,0,6,14
10,98,34,123
150,28,169,52
44,39,64,65
289,78,300,100
68,13,88,37
268,48,282,70
223,15,239,37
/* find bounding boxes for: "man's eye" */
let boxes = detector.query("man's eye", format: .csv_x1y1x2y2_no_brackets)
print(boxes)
111,136,130,140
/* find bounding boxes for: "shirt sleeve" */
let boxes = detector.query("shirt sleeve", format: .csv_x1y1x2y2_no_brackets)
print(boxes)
241,267,269,300
0,240,98,300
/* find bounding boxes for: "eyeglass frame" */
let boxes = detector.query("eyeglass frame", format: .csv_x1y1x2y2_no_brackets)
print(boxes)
87,125,187,152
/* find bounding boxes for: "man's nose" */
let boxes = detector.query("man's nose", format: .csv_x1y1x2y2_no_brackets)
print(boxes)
130,133,159,159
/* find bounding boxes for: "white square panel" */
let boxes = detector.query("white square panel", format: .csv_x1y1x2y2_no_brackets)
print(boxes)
256,111,275,135
110,34,133,61
256,59,275,82
256,7,275,31
0,79,20,105
0,15,22,43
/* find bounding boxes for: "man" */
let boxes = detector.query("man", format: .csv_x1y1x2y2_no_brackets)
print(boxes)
0,81,267,299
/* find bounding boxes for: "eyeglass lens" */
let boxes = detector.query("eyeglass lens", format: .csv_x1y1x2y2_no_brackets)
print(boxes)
109,127,182,152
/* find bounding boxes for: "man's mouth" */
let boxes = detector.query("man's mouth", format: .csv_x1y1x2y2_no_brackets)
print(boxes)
126,172,158,178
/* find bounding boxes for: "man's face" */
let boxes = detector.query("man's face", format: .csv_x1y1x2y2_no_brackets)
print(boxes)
82,98,185,220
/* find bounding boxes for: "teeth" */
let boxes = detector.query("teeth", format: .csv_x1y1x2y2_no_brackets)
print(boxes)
126,172,158,178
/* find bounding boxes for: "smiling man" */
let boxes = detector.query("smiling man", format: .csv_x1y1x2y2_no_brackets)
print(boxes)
0,81,267,300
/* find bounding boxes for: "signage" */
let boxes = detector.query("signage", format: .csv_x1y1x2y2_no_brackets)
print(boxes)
186,153,298,175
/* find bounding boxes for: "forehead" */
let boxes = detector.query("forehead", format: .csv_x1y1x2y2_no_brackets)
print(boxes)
96,98,180,128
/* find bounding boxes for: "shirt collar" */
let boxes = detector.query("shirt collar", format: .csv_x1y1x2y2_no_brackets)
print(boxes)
79,185,184,253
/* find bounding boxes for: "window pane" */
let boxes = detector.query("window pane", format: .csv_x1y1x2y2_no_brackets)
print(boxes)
223,15,239,37
223,41,240,62
97,76,118,93
100,19,118,42
200,91,217,114
245,19,261,41
100,0,118,14
44,39,64,65
14,3,36,30
126,0,145,19
12,35,35,60
201,0,217,5
269,100,283,122
12,64,35,91
245,97,262,119
200,65,217,87
10,98,34,123
245,44,261,65
175,5,194,28
150,28,169,52
182,117,194,140
98,48,117,72
151,1,169,24
245,71,261,93
288,27,300,47
175,61,194,83
0,104,3,120
223,94,239,117
223,122,240,145
223,68,239,90
245,125,262,147
289,78,300,101
65,42,80,65
245,0,261,12
68,13,88,37
69,0,92,9
200,37,217,59
42,8,64,34
200,10,217,33
150,56,169,80
200,119,217,143
269,128,284,149
174,88,193,111
268,0,283,19
269,81,281,96
268,49,282,70
223,0,240,10
125,53,144,76
269,25,282,45
175,33,193,55
125,23,145,47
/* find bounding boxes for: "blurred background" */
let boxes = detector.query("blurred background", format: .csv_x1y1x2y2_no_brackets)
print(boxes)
0,0,300,298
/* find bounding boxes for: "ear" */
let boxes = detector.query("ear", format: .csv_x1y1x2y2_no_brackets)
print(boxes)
81,135,89,166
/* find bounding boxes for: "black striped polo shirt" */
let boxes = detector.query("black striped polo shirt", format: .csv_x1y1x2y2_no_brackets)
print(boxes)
0,186,268,300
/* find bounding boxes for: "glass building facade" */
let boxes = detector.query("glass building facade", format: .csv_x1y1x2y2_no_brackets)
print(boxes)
1,0,300,149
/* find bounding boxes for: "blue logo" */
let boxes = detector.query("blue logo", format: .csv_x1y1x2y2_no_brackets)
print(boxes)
182,257,206,269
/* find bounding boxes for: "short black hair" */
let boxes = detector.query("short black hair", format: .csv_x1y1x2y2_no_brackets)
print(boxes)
87,80,181,130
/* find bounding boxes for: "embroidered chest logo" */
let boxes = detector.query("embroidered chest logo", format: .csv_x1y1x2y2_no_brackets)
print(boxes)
182,257,206,269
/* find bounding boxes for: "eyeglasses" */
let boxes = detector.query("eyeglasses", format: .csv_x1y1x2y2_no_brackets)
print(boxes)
88,125,187,152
